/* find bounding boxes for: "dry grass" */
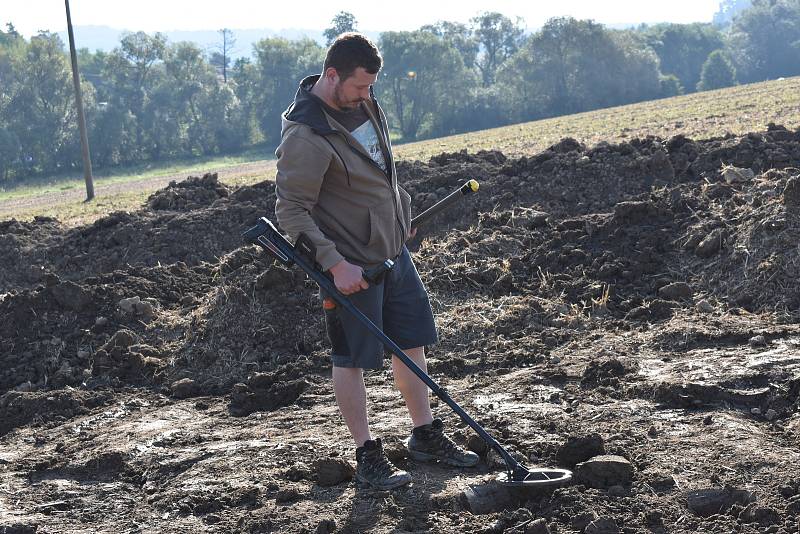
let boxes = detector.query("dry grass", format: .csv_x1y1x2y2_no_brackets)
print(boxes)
395,76,800,161
2,76,799,226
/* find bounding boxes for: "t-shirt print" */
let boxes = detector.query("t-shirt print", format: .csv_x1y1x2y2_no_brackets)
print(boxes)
350,120,388,173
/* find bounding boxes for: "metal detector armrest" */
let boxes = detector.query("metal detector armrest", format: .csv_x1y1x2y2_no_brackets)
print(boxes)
245,220,395,286
241,217,294,266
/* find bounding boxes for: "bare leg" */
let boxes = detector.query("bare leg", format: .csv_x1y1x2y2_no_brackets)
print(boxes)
332,366,371,447
392,346,434,428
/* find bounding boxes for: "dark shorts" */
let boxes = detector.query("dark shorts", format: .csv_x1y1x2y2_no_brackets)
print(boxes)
322,246,438,369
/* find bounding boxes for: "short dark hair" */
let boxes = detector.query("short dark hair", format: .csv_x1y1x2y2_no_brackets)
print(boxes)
323,33,382,81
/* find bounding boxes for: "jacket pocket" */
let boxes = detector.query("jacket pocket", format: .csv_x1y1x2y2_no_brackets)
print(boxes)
367,200,397,248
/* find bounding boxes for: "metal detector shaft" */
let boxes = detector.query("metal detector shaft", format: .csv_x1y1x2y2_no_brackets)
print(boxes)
243,216,527,480
411,179,479,229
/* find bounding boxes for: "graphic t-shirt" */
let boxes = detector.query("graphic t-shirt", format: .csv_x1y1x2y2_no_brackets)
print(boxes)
313,95,389,173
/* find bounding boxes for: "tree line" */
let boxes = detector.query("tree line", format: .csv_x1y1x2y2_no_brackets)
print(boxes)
1,0,799,183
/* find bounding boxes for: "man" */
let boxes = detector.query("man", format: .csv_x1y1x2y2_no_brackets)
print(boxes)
274,33,478,490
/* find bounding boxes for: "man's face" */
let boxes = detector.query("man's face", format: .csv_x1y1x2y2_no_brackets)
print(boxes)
332,67,378,111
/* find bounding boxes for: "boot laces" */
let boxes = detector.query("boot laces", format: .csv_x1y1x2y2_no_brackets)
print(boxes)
430,428,461,456
363,448,395,478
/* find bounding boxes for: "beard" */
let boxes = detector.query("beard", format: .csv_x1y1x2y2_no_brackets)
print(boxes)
333,83,362,111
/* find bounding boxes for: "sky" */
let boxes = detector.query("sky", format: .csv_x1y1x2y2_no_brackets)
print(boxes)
5,0,723,38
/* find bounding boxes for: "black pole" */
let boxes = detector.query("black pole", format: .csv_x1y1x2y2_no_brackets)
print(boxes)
411,179,479,229
65,0,94,201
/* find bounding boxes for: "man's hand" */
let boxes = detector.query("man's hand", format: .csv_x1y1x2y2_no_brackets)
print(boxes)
408,227,418,240
329,260,369,295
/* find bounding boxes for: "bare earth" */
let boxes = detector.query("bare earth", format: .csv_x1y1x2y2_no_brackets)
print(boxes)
2,126,800,533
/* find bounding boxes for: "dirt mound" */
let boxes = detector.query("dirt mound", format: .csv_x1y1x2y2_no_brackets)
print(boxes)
147,172,230,211
0,389,112,436
2,125,799,401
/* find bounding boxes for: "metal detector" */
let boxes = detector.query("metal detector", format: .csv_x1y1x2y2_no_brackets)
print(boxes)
243,191,572,487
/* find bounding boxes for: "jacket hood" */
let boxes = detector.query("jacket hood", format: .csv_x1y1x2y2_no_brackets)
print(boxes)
282,74,338,135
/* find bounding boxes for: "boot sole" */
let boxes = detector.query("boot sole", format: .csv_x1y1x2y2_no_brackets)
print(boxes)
408,449,479,468
355,472,412,491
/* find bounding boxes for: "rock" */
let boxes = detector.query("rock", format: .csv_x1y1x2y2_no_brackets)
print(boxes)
645,471,676,490
571,511,598,530
743,506,780,526
461,483,516,514
575,455,634,488
170,378,198,399
686,487,754,517
722,165,754,184
585,517,620,534
315,518,337,534
103,329,137,350
228,369,309,417
467,434,489,455
51,281,93,312
0,523,39,534
528,211,550,228
748,335,767,348
695,299,714,313
659,282,693,300
485,519,505,533
117,296,156,320
524,518,550,534
275,488,300,503
695,229,724,258
608,485,627,497
556,433,605,467
383,437,409,463
314,457,354,487
784,177,800,207
118,296,141,315
765,409,778,421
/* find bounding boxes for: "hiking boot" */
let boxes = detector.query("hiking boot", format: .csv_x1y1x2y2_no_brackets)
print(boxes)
355,438,412,490
407,418,480,467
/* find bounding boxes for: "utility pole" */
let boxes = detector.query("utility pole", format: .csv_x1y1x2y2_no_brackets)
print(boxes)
65,0,94,201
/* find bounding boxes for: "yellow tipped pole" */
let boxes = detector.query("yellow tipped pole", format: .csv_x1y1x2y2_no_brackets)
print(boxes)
411,179,480,229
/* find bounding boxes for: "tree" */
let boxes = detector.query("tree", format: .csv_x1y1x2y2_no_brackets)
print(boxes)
714,0,753,26
659,74,684,97
640,23,725,93
212,28,236,83
420,21,479,71
102,31,167,157
697,50,737,90
378,30,472,140
471,12,525,86
5,32,86,175
728,0,800,83
253,37,324,144
324,12,357,45
499,18,662,121
230,57,260,144
0,128,21,180
1,22,21,46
